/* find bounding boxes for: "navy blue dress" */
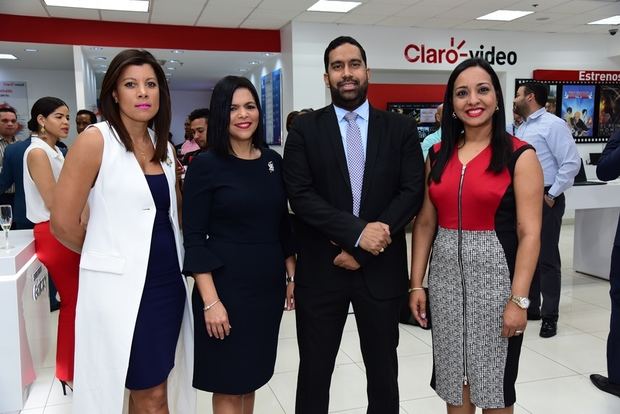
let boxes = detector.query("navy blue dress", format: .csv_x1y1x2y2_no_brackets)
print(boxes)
125,174,185,390
182,149,294,394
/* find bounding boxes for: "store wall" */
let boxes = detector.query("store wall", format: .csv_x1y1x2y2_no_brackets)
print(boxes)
73,46,98,121
0,68,78,143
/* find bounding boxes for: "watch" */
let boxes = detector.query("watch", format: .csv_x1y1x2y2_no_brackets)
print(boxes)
509,294,530,309
545,192,556,200
286,275,295,283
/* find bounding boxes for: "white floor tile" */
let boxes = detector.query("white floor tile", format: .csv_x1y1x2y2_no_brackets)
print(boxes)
516,375,620,414
524,333,607,374
516,348,578,383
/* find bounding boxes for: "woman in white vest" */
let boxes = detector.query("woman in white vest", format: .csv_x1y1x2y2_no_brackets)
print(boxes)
51,49,194,414
24,96,80,395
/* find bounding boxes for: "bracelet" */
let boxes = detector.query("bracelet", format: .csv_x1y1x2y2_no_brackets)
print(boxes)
408,287,424,293
286,275,295,283
203,299,220,312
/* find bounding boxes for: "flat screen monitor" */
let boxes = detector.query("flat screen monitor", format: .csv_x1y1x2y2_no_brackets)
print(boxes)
387,102,441,140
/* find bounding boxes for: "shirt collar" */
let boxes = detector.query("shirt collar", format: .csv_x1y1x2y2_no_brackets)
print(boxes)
526,107,547,122
334,99,370,123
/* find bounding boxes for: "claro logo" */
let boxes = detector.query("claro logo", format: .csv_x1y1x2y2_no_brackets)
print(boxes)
404,37,518,66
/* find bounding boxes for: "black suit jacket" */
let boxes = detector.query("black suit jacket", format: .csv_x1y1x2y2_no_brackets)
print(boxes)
597,129,620,247
283,104,424,299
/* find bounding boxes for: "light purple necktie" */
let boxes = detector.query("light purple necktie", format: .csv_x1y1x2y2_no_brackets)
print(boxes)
344,112,365,216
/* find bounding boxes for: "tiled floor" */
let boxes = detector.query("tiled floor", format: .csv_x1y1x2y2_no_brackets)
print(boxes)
19,224,620,413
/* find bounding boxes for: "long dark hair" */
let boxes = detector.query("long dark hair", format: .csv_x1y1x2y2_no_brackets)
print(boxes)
430,58,511,183
99,49,171,162
207,76,265,157
27,96,68,132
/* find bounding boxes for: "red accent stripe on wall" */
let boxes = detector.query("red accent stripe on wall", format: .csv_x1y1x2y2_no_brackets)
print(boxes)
0,13,280,52
368,84,446,110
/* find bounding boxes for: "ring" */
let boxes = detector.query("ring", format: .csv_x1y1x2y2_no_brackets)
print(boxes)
380,247,385,253
515,330,523,335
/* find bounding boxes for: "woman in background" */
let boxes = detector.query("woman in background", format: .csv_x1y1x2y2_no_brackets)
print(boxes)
51,49,194,414
183,75,295,414
409,58,542,413
24,96,80,394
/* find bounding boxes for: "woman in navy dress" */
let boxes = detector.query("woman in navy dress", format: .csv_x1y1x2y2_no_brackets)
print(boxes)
183,75,296,414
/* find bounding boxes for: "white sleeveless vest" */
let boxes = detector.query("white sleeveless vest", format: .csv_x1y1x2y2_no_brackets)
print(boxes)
72,122,195,414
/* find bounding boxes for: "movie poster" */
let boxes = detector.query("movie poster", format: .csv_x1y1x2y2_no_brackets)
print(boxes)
387,102,441,140
561,85,595,137
598,85,620,137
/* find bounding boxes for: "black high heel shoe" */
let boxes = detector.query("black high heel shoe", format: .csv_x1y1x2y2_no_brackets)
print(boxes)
60,380,73,396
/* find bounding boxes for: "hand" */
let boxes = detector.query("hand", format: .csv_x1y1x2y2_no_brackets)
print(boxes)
501,301,527,337
286,282,295,310
204,301,231,340
175,163,185,181
544,194,555,208
409,289,428,328
359,222,391,255
333,249,361,270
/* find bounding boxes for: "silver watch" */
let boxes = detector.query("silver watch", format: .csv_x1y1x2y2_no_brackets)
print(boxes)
509,294,530,309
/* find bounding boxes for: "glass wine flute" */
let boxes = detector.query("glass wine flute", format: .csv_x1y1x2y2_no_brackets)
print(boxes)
0,204,13,250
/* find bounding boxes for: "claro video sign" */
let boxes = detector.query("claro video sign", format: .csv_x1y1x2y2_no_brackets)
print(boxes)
404,37,518,66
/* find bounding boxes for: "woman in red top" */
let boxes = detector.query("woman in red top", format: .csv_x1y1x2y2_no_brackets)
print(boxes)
410,58,543,413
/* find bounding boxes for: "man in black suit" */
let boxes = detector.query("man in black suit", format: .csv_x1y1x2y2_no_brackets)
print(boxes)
283,36,424,414
591,128,620,398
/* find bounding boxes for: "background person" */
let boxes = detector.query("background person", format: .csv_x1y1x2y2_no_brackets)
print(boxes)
182,75,295,414
24,96,80,394
0,106,18,206
591,128,620,399
75,109,97,134
51,49,194,414
181,107,209,165
513,81,580,338
410,58,542,413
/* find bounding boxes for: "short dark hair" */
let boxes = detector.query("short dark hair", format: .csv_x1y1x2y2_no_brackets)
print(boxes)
100,49,171,162
521,81,548,108
324,36,367,72
76,109,97,124
207,76,265,157
27,97,68,132
431,58,511,183
188,107,210,123
0,106,16,116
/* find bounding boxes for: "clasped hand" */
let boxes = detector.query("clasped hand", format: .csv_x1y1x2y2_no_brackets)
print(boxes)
359,222,391,255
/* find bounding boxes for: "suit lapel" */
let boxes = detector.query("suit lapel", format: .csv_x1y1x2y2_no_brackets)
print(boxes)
324,105,352,192
360,107,381,209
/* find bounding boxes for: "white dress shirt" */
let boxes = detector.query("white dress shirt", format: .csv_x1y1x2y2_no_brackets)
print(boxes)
23,137,64,223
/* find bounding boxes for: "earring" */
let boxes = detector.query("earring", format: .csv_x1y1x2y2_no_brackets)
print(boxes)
452,112,457,119
114,97,118,103
40,125,46,136
495,105,499,112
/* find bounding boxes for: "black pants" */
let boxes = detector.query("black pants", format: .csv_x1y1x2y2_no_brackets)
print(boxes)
294,276,401,414
608,245,620,384
529,193,565,321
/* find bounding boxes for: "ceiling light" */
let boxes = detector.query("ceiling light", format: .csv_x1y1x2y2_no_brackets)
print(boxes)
166,67,176,71
24,48,38,52
44,0,149,12
0,54,18,60
94,56,107,60
249,60,262,65
239,68,248,72
476,10,533,21
171,50,184,54
308,0,361,13
90,47,103,51
98,64,107,68
588,15,620,25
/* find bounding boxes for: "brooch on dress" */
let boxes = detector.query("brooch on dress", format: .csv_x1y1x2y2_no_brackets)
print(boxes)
165,156,173,166
268,161,274,173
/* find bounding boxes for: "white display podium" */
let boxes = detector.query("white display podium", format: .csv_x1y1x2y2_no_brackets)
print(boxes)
0,230,51,414
565,182,620,280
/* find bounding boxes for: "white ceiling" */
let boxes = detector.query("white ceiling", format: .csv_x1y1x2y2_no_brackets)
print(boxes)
1,0,619,90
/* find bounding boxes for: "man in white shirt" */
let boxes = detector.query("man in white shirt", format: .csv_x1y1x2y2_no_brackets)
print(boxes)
514,81,580,338
420,104,442,159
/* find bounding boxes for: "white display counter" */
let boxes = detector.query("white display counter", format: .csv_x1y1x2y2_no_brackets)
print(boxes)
565,182,620,280
0,230,51,414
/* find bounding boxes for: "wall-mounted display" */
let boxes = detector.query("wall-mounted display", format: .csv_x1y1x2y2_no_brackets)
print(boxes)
598,85,620,138
560,84,595,138
386,102,441,140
